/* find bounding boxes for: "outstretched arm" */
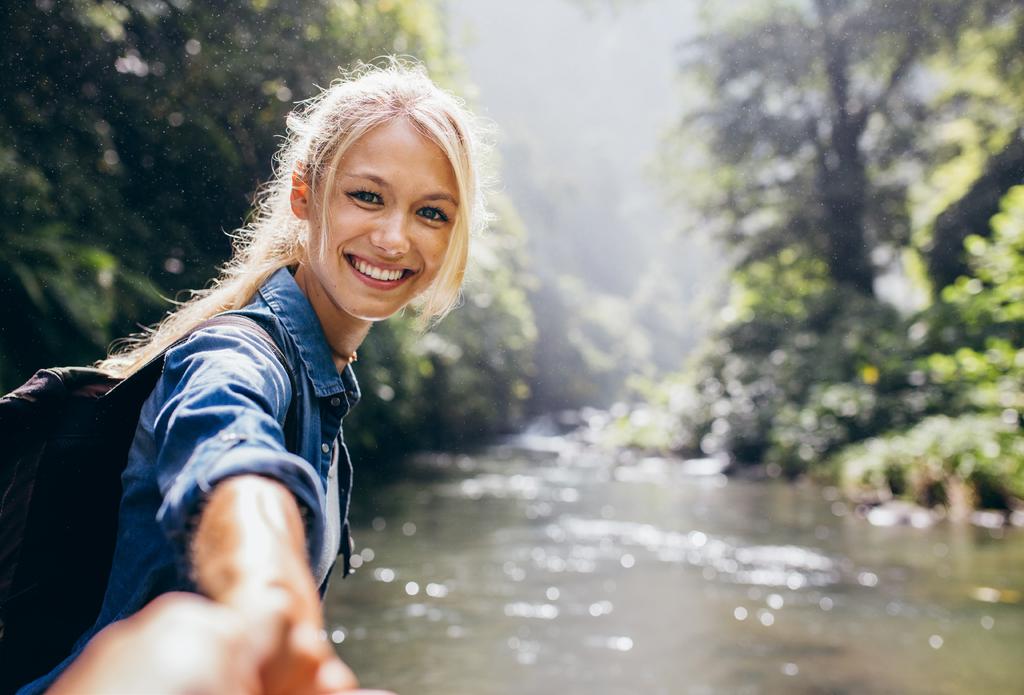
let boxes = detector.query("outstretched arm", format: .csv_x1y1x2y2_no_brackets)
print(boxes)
48,479,394,695
192,474,357,695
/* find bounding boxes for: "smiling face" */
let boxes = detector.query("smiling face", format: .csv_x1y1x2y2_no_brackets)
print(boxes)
292,117,459,333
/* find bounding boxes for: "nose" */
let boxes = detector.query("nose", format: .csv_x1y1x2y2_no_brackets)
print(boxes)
369,211,411,259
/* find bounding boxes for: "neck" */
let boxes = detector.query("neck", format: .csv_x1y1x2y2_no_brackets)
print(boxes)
292,264,371,373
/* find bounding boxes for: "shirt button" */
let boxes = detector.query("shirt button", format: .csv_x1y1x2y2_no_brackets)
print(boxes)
321,442,330,454
330,396,341,407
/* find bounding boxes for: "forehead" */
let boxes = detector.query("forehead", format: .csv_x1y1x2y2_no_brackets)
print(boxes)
338,117,457,194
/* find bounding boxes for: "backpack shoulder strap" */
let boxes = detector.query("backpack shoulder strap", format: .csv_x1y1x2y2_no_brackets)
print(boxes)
191,314,290,374
191,314,299,450
111,313,300,452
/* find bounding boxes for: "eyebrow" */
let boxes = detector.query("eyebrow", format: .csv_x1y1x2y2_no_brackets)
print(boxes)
422,192,459,206
345,171,459,206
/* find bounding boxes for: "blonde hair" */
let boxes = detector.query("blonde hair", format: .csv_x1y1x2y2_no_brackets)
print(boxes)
98,59,489,377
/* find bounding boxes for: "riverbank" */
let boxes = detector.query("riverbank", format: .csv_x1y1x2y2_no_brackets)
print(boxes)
555,406,1024,531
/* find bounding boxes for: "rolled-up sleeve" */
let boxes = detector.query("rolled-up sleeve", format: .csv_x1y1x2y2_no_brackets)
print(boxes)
152,324,324,566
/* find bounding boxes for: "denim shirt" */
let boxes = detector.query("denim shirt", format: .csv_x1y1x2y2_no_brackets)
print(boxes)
19,267,360,695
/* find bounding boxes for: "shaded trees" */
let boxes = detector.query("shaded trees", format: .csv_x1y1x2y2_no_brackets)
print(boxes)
1,1,538,464
1,0,451,385
920,9,1024,290
674,0,1018,295
626,0,1024,500
928,130,1024,289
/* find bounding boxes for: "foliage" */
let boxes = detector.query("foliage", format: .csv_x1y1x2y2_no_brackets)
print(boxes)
911,9,1024,289
832,414,1024,510
941,186,1024,339
900,187,1024,424
1,1,538,465
672,265,943,469
625,183,1024,511
622,2,1024,515
1,0,447,384
782,187,1024,490
670,0,1019,295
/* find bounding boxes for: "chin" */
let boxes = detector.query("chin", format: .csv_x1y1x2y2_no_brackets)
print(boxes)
344,303,411,323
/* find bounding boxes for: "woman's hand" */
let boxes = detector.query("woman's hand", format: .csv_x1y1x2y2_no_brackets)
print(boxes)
191,474,370,695
228,582,357,695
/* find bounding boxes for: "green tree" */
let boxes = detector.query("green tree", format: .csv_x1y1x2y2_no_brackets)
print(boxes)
670,0,1018,295
1,0,539,463
833,188,1024,512
0,0,449,386
622,0,1024,476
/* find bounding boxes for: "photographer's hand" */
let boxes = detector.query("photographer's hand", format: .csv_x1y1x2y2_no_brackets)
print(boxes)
47,590,397,695
48,592,261,695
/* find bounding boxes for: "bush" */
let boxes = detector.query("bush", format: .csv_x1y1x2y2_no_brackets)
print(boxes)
831,414,1024,511
617,188,1024,484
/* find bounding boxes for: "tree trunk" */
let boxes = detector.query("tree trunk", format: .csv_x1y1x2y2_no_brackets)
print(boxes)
927,130,1024,292
818,131,875,295
816,24,876,296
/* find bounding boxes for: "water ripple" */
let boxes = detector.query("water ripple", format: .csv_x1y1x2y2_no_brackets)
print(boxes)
556,516,842,587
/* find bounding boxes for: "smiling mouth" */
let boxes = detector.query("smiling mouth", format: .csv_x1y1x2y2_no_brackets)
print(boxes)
346,254,414,283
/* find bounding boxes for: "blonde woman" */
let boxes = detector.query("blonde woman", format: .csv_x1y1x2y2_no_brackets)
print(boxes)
18,61,487,695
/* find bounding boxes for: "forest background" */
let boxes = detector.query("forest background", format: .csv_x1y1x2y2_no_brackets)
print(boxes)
1,0,1022,516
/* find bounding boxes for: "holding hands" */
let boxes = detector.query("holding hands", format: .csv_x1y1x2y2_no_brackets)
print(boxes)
48,591,393,695
50,475,394,695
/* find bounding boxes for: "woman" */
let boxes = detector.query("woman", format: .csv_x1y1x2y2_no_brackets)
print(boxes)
18,60,487,695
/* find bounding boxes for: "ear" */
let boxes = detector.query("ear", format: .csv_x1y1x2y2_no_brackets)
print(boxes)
290,170,310,220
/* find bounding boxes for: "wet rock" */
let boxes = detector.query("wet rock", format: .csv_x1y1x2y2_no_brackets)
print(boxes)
969,510,1007,529
678,457,731,476
865,501,939,528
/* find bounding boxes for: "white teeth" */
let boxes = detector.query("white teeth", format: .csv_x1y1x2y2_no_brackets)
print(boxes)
354,258,403,282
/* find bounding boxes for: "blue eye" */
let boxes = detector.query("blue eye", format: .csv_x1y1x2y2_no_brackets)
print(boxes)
418,206,449,223
349,190,382,204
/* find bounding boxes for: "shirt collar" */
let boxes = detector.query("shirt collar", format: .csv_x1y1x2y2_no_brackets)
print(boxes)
258,267,348,398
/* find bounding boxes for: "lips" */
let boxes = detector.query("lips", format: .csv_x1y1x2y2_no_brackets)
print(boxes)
346,254,414,285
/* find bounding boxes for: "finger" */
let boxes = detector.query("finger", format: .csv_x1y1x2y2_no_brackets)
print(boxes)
314,656,359,693
258,621,323,695
289,621,329,666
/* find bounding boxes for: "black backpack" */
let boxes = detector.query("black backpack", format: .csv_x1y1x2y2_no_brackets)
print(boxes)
0,314,293,694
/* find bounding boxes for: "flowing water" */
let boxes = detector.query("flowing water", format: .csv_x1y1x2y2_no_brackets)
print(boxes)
326,435,1024,695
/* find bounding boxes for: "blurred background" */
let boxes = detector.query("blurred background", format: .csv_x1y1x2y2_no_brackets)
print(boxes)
2,0,1022,693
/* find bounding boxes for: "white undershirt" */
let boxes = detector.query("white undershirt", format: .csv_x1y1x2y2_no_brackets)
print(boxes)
314,438,341,588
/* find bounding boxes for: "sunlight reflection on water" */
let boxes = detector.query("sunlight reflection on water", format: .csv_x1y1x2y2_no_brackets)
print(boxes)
554,516,841,588
327,441,1024,695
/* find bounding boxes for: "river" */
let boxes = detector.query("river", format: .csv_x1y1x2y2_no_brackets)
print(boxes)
326,434,1024,695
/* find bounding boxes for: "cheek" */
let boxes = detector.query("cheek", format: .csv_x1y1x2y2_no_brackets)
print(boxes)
305,229,338,274
425,232,453,267
321,201,361,243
